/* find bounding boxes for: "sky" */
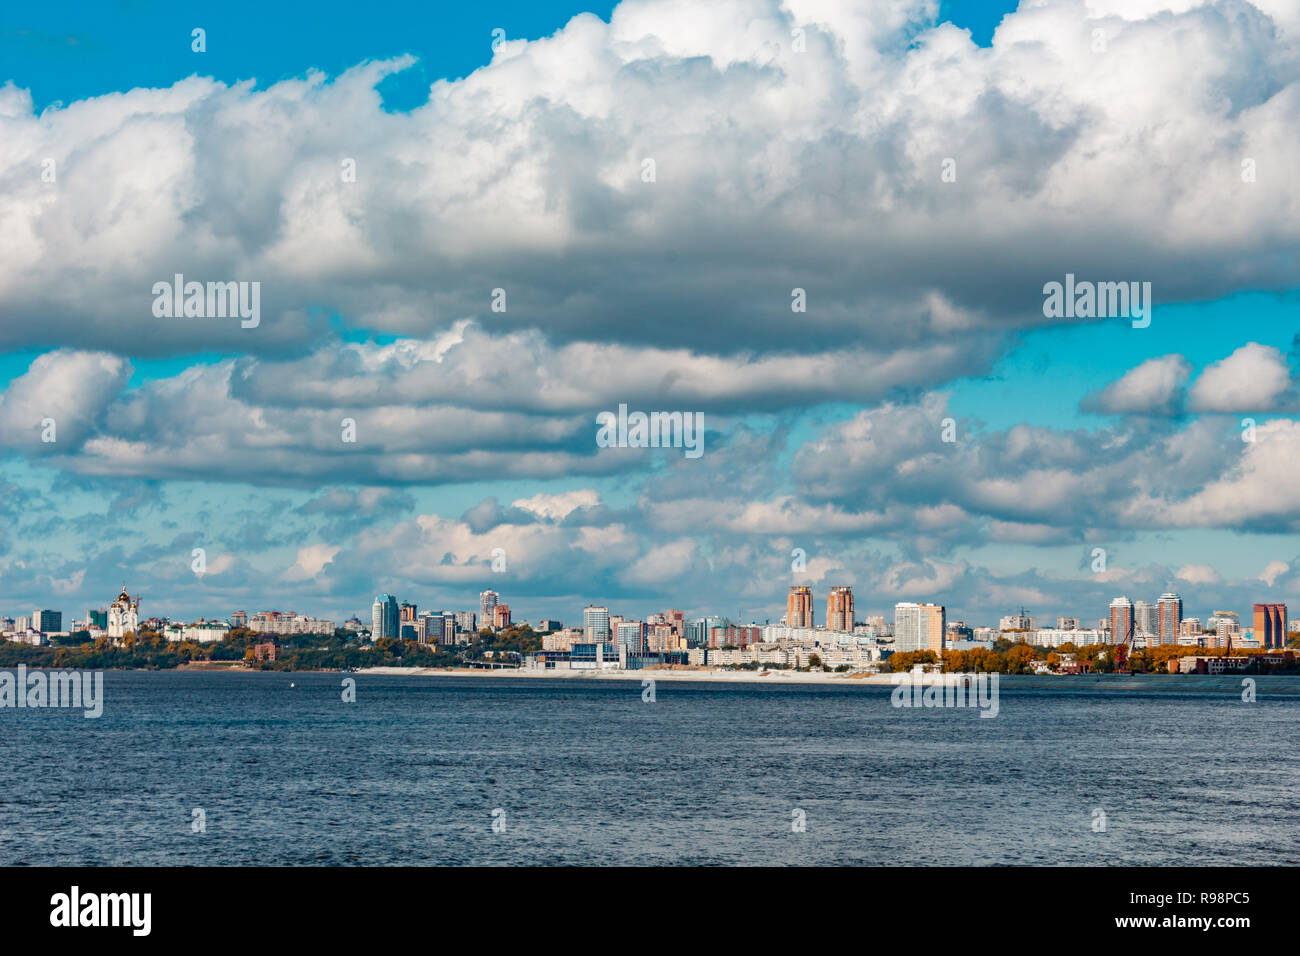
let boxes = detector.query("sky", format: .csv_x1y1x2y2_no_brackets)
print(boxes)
2,0,1299,631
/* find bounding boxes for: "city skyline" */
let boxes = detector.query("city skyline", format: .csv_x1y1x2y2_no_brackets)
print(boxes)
3,0,1300,627
5,579,1293,649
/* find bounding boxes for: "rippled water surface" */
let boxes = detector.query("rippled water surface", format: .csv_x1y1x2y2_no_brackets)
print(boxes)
2,671,1297,865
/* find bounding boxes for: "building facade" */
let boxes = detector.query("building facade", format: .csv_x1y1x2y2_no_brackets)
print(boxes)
493,604,512,630
787,586,814,628
108,587,140,639
895,602,945,653
827,586,854,632
1157,592,1183,646
583,605,611,643
1109,596,1134,645
1253,603,1288,649
480,590,499,627
371,594,399,641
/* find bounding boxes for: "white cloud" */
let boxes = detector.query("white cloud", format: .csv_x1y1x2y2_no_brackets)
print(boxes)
0,0,1296,362
511,490,602,520
284,544,341,581
1258,559,1289,586
0,350,130,448
620,538,697,586
1084,355,1191,415
1175,563,1220,585
1187,343,1294,413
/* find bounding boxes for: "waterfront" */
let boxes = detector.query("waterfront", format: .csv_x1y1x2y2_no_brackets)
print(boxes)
2,671,1297,865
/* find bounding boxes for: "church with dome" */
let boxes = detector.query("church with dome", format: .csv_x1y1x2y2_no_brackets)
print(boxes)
107,586,139,639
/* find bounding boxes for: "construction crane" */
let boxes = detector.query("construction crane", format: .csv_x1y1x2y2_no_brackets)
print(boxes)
1113,627,1135,672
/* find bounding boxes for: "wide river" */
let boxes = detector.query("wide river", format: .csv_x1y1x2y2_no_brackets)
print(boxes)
3,671,1297,865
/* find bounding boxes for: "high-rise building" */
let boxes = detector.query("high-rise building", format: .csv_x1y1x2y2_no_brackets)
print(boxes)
1056,617,1079,631
480,590,499,626
493,604,511,630
1157,592,1182,645
1109,596,1134,646
999,611,1034,631
827,586,854,632
648,623,677,653
371,594,399,641
400,602,417,623
787,586,813,628
32,609,62,633
1207,610,1239,632
684,619,708,647
455,611,478,635
583,605,611,643
615,620,645,655
1253,603,1288,649
1133,600,1159,637
665,609,685,640
231,610,247,629
894,602,945,653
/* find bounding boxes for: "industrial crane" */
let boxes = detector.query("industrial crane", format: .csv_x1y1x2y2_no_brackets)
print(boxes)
1113,627,1135,672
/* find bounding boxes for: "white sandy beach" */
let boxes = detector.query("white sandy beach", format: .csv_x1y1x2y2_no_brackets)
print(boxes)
355,665,899,685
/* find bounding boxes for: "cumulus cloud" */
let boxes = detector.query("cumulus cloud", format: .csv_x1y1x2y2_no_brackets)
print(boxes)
1150,419,1300,531
1175,563,1220,585
4,0,1300,624
1258,559,1289,586
0,0,1297,363
0,350,131,449
511,490,602,521
1082,354,1191,415
230,321,999,414
1187,343,1295,412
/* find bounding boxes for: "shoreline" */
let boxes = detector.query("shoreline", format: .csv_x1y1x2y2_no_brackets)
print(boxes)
352,666,1300,692
355,665,897,685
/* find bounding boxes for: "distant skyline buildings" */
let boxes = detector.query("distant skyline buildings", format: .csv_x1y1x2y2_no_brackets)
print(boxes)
1134,600,1159,638
372,594,398,642
2,0,1300,661
583,605,611,643
1110,596,1134,645
480,590,499,628
1158,592,1183,646
827,586,854,633
1253,603,1288,649
787,586,814,629
5,575,1298,657
894,602,946,653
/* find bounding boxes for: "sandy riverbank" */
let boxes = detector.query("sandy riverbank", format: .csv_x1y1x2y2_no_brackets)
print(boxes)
355,665,898,685
352,666,1300,693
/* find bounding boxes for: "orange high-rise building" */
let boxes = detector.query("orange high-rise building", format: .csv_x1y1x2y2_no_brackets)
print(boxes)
787,586,813,628
827,586,854,632
493,603,511,630
1253,603,1288,649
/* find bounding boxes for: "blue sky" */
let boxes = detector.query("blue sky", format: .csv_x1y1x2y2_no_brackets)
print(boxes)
2,0,1299,630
